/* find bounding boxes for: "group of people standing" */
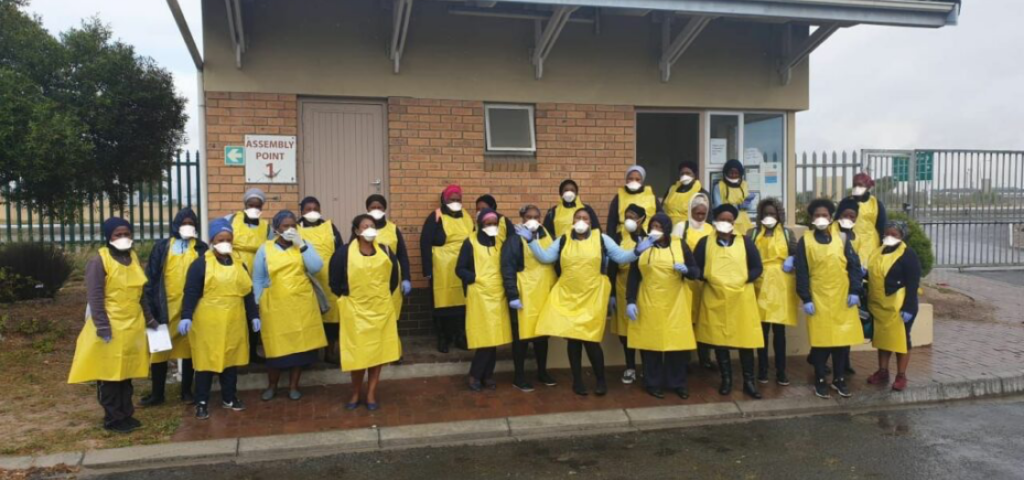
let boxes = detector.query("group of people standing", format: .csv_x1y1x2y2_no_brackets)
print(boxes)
67,160,921,433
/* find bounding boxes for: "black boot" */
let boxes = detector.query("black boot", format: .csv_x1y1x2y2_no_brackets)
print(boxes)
717,354,733,396
437,333,449,354
742,373,763,399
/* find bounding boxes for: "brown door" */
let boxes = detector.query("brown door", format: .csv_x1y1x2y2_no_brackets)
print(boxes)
300,100,387,240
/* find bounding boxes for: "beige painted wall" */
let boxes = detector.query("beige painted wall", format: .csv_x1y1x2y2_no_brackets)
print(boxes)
202,0,809,110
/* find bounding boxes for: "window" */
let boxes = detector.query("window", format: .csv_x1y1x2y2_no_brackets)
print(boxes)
704,111,787,220
485,104,536,153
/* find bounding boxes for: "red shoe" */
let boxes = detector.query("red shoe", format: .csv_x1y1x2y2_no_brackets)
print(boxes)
867,369,890,385
892,374,908,391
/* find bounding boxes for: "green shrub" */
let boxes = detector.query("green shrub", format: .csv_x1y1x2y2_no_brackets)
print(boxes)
887,212,934,278
0,243,72,300
0,267,36,303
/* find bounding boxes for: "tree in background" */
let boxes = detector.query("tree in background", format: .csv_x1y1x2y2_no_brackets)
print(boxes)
0,0,187,221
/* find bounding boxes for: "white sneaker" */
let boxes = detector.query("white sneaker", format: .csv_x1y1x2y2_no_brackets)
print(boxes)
621,368,637,384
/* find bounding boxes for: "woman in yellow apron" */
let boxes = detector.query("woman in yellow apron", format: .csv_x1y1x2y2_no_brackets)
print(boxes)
177,218,259,420
456,209,513,391
330,214,401,411
866,221,922,392
825,197,868,378
609,204,648,385
501,205,558,392
141,207,205,407
675,193,716,371
796,199,865,399
607,165,658,239
69,218,157,433
693,204,765,399
298,196,344,364
747,198,798,387
543,179,602,239
518,209,654,396
662,161,703,227
252,210,328,402
228,188,272,364
624,214,699,400
420,185,475,353
850,172,887,270
366,194,413,325
475,194,516,245
712,160,756,235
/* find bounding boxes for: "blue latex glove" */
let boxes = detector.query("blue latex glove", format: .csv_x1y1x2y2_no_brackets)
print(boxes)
251,318,261,333
673,263,688,274
803,302,816,316
782,256,795,273
608,296,617,315
847,294,860,307
513,224,533,241
901,311,914,323
401,280,412,296
861,266,868,277
741,193,757,210
626,304,638,321
635,237,655,254
100,334,112,343
178,319,192,336
509,299,524,310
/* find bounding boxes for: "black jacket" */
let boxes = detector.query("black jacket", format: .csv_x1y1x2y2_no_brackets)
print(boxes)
693,234,763,284
144,208,208,325
625,240,700,304
328,241,399,297
455,230,500,294
376,218,412,282
418,200,469,277
878,245,922,316
794,229,863,304
500,227,552,302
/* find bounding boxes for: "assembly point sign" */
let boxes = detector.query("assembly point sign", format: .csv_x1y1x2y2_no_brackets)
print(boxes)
244,135,297,184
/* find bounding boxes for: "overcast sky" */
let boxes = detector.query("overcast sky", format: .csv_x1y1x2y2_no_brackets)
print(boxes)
23,0,1024,155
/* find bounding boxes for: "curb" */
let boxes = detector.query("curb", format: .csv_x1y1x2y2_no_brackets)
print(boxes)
3,370,1023,474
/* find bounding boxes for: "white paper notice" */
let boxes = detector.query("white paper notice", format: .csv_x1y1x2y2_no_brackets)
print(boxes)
147,324,173,354
710,139,728,165
743,148,764,166
747,171,763,190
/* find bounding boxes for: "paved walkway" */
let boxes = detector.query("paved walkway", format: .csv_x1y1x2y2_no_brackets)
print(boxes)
171,269,1024,443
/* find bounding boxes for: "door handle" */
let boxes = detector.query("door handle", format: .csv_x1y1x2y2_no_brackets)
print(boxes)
371,178,382,186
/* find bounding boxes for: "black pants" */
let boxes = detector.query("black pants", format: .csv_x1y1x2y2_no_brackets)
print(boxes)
566,339,606,387
811,346,851,381
641,350,687,389
758,324,787,374
469,347,497,382
434,306,466,345
619,336,637,370
685,342,714,366
715,347,756,376
151,359,194,399
510,311,549,381
194,367,239,405
97,380,134,427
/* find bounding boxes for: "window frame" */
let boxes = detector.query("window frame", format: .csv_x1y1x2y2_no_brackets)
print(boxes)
484,103,537,153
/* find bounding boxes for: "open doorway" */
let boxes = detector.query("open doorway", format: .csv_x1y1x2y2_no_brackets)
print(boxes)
636,112,700,199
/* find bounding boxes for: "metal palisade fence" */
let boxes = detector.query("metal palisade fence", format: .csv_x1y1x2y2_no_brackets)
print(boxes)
1,151,201,246
796,149,1024,267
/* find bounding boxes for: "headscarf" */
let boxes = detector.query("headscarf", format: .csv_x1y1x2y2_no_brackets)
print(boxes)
626,165,646,182
625,203,647,220
272,210,296,231
712,203,739,220
477,208,498,226
244,188,266,204
441,184,462,204
171,207,198,239
807,198,836,217
886,220,908,238
559,179,579,194
365,194,387,210
687,192,710,228
476,194,497,211
476,208,498,244
102,217,132,242
678,161,699,177
299,196,320,211
853,172,875,189
649,213,673,238
835,197,860,220
756,197,785,223
208,218,233,238
722,159,745,180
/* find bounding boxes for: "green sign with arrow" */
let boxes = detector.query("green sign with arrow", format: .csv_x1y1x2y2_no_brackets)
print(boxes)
224,146,245,166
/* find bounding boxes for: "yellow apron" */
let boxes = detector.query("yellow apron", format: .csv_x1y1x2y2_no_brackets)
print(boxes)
616,186,657,234
259,241,328,358
191,251,252,372
718,181,753,236
376,221,405,320
630,238,697,352
432,213,474,308
536,233,611,342
753,230,799,327
299,220,340,324
338,241,401,372
697,237,763,349
684,223,715,325
151,239,199,363
611,233,637,336
68,249,150,383
231,213,269,276
465,236,513,349
853,196,881,269
663,180,703,226
552,198,584,239
803,231,865,347
868,243,909,354
516,229,557,340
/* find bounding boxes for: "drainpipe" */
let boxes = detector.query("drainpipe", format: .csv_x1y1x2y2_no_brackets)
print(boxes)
197,71,209,241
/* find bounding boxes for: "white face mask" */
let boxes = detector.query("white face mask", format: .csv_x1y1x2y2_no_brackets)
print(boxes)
562,191,577,203
852,186,868,197
680,174,694,185
178,225,196,239
812,217,831,230
882,235,902,247
447,202,463,212
647,229,664,242
213,242,233,255
302,211,322,223
524,219,541,232
281,227,298,238
838,218,856,230
714,221,734,234
624,219,638,233
725,176,741,185
368,209,385,221
110,238,133,251
626,181,643,192
360,228,378,242
689,218,706,230
483,225,499,237
760,216,778,228
573,220,590,234
244,208,262,220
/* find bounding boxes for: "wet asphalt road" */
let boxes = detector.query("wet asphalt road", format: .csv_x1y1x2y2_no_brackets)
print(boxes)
99,397,1024,480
